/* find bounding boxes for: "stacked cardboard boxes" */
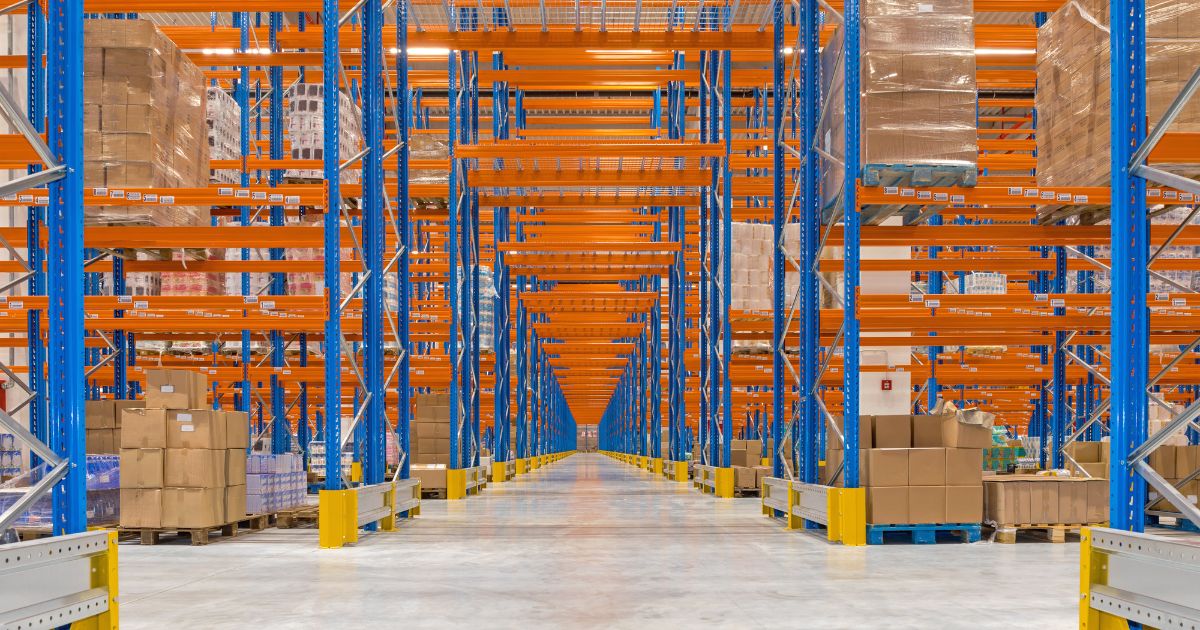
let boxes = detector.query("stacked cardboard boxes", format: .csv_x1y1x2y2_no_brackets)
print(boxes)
85,399,145,454
731,439,769,490
410,391,453,492
1037,0,1200,187
984,476,1108,526
819,0,977,207
1145,445,1200,511
83,19,208,227
1066,441,1109,479
119,369,249,529
825,413,987,525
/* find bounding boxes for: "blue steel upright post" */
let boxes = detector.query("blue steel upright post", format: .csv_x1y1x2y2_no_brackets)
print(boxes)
47,0,85,534
321,0,343,490
396,0,412,485
1108,0,1147,532
771,0,785,479
362,0,385,487
492,42,512,481
842,0,863,488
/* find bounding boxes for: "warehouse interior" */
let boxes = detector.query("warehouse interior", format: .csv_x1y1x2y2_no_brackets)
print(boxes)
0,0,1198,627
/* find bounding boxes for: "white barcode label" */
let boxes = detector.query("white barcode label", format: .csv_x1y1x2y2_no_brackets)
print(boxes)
180,424,195,432
160,385,174,393
177,413,192,421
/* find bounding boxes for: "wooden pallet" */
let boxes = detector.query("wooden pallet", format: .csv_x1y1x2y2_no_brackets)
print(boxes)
733,487,761,498
276,505,318,529
14,523,120,541
985,522,1097,544
421,488,448,500
122,513,273,546
866,523,982,545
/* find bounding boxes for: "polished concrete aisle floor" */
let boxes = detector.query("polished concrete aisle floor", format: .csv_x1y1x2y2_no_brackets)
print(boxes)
119,453,1079,628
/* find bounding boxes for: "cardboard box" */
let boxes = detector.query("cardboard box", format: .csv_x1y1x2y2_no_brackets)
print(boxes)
120,448,164,488
908,448,947,486
1077,462,1107,479
120,488,162,528
945,485,983,523
410,465,447,491
112,400,144,428
145,369,207,409
866,449,909,487
1029,478,1059,524
940,416,993,449
873,415,913,448
164,448,227,487
822,448,867,487
225,484,247,520
1058,479,1088,524
1086,479,1108,523
1065,441,1101,464
909,486,947,524
166,410,227,449
830,415,873,449
224,411,250,450
867,486,908,525
161,487,224,528
753,465,772,489
120,408,166,448
984,478,1030,525
86,400,116,429
1176,445,1199,479
911,414,945,448
734,466,757,489
945,448,983,486
86,428,117,454
226,449,246,485
1150,445,1178,478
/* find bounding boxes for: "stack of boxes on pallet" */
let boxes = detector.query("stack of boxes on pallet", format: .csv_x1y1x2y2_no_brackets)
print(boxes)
119,370,249,529
1146,444,1199,511
409,392,452,492
820,0,978,206
246,454,306,514
983,476,1107,527
825,413,986,525
82,19,208,227
85,399,144,454
731,440,771,491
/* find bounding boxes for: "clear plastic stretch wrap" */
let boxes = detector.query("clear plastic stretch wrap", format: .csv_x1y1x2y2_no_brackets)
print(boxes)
1037,0,1200,187
284,83,364,184
206,86,242,185
819,0,978,208
409,133,451,185
83,20,209,227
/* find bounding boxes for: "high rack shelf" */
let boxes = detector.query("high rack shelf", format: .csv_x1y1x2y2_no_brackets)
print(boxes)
0,0,1195,542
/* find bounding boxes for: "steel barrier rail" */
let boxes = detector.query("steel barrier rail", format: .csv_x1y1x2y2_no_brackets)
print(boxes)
0,530,117,629
1080,527,1200,629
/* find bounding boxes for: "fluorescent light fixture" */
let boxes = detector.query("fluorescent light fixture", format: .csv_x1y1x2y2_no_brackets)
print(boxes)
407,46,451,56
782,46,794,54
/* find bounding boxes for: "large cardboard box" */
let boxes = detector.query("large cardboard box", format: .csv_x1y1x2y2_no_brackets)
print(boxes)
873,415,913,449
945,448,983,486
909,486,947,524
734,466,757,490
112,400,144,428
868,486,908,525
822,448,866,487
945,485,983,523
161,487,224,528
410,465,447,491
911,414,944,448
120,448,164,488
166,410,227,449
86,400,116,429
866,449,909,487
1150,445,1178,479
224,411,250,450
226,449,246,485
753,466,773,489
120,488,162,528
121,408,167,448
1086,479,1108,523
1029,479,1059,524
164,448,227,487
1065,441,1101,464
1058,479,1088,524
1077,462,1107,479
86,428,117,454
939,416,992,449
984,478,1029,525
145,369,207,409
830,415,873,450
908,448,946,486
225,484,247,520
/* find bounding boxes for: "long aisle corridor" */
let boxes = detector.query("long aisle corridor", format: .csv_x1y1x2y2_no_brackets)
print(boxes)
119,454,1078,628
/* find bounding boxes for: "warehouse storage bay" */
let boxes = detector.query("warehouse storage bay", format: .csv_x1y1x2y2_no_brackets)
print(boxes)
0,0,1196,627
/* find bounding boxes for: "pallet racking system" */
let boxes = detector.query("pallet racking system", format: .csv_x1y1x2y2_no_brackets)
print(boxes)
0,0,1194,544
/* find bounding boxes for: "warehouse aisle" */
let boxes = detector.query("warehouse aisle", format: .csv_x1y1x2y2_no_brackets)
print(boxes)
118,453,1078,628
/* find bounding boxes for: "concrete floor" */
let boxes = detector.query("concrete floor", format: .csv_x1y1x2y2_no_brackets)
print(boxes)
119,453,1081,628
